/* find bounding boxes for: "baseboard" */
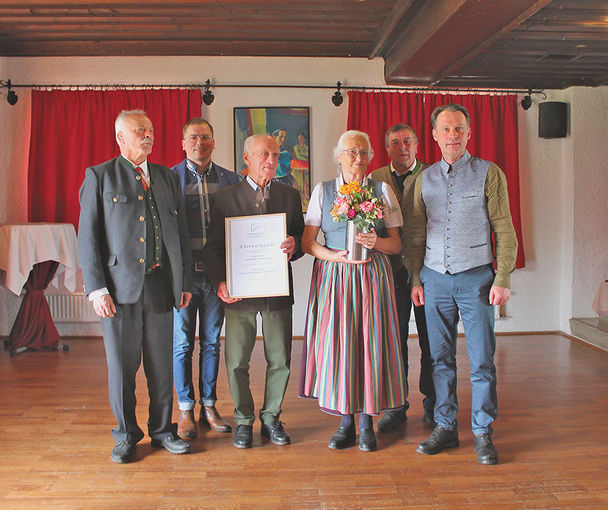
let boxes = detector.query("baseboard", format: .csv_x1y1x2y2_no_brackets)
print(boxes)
560,330,608,355
5,332,606,355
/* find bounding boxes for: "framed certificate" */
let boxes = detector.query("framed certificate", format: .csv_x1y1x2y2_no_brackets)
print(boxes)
225,213,289,299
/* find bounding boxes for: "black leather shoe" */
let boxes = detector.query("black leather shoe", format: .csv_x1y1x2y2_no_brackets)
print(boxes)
377,408,407,433
111,440,136,463
151,434,191,454
328,425,356,450
261,420,291,445
359,428,377,452
474,433,499,465
422,413,437,429
416,426,460,455
233,425,253,449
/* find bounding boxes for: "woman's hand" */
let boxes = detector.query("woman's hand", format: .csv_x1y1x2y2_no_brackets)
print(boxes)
333,250,370,264
355,228,377,251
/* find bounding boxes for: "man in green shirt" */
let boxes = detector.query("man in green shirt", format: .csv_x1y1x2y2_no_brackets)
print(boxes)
405,104,517,465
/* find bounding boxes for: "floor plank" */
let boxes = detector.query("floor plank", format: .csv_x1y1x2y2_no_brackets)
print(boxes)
1,334,607,509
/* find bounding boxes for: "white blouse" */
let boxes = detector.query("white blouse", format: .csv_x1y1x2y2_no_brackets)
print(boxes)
305,175,403,229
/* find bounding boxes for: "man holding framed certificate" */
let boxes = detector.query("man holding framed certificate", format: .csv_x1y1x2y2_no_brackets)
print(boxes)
204,134,304,449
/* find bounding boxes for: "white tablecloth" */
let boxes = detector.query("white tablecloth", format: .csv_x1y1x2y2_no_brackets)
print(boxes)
0,223,80,295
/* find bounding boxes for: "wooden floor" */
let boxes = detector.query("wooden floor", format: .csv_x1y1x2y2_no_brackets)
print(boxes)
1,334,607,509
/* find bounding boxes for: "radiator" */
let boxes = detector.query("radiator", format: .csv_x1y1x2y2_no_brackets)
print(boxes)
46,293,99,323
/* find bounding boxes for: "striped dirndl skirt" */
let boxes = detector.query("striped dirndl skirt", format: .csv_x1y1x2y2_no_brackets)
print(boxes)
298,252,408,415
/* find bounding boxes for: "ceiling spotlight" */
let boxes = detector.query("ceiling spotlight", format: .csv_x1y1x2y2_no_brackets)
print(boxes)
6,79,18,105
521,89,532,110
202,79,214,105
332,81,343,107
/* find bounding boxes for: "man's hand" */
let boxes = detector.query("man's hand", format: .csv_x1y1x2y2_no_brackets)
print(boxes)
93,294,116,318
280,235,296,260
411,286,425,307
489,285,511,306
217,281,242,304
180,292,192,309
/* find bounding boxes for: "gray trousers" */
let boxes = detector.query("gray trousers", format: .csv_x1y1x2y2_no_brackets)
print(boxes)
101,268,175,443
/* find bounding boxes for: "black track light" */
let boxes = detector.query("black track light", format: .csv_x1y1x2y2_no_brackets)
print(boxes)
521,89,532,110
202,79,214,105
332,81,343,107
6,79,18,105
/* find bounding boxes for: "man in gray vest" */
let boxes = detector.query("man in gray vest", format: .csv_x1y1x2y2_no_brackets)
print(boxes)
78,110,193,463
370,124,435,432
405,104,518,465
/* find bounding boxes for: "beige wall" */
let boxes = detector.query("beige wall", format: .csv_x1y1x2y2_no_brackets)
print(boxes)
1,56,606,336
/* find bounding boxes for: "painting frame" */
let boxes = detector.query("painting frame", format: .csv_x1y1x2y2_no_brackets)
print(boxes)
234,106,311,212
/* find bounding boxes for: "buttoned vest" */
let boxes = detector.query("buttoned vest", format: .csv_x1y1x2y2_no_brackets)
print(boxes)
421,155,493,274
321,179,386,250
142,185,165,273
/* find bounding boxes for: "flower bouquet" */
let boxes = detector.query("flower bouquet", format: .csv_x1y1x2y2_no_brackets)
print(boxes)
330,181,386,260
330,181,385,231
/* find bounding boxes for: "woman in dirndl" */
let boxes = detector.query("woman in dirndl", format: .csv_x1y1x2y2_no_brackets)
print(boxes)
299,130,407,451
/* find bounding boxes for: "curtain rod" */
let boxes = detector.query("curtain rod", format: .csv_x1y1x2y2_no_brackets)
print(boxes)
0,79,543,95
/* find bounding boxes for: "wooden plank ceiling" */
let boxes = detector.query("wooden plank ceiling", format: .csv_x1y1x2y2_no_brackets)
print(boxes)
0,0,606,89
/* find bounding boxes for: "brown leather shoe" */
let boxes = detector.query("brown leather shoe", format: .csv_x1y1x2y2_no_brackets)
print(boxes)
177,409,197,440
200,405,232,433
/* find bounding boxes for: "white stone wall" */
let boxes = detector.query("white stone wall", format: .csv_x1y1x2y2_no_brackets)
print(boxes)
567,87,608,320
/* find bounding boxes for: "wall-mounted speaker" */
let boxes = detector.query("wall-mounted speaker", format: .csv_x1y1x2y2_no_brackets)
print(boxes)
539,101,568,139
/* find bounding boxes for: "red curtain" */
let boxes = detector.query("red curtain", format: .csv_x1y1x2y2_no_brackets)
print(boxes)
28,89,202,228
347,91,525,268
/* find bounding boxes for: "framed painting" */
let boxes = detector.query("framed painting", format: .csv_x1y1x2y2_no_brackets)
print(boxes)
234,106,311,212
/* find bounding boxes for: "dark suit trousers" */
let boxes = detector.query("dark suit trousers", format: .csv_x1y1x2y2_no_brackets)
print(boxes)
101,267,175,443
393,266,436,416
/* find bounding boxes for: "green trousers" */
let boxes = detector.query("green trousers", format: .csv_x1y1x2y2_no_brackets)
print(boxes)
224,307,292,426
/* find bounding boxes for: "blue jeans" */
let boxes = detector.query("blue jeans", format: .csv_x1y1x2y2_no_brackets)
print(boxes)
173,273,224,411
420,264,497,436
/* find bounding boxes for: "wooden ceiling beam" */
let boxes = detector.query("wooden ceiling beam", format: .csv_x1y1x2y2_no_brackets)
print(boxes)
591,71,608,86
460,63,604,73
507,31,608,41
382,0,553,86
382,0,467,82
474,48,608,58
0,22,376,35
0,32,374,45
0,0,361,5
368,0,415,58
0,1,390,12
0,10,388,20
0,39,371,57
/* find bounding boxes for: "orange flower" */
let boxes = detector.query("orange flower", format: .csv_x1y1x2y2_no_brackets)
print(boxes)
338,181,362,196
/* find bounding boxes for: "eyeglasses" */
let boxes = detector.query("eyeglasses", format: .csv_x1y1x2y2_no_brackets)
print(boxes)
185,134,213,142
342,148,373,159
